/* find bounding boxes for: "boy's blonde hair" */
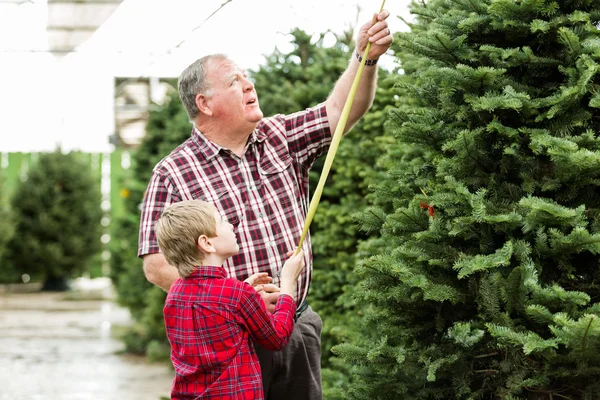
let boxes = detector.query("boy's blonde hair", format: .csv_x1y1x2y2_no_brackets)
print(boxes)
155,200,217,278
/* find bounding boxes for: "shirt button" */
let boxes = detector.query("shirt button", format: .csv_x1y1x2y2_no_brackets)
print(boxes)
258,213,263,218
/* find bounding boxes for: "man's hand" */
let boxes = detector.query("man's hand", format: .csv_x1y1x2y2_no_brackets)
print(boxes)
326,9,394,134
244,273,280,313
356,9,394,60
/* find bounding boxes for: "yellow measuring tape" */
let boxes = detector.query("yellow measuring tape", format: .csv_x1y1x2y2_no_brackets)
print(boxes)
295,0,387,255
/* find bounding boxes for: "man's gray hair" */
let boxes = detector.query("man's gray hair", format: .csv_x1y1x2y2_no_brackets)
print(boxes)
178,53,230,121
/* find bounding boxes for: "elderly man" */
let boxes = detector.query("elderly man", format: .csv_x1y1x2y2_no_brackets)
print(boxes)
138,9,393,400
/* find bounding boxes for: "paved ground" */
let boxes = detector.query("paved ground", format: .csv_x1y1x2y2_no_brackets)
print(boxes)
0,285,174,400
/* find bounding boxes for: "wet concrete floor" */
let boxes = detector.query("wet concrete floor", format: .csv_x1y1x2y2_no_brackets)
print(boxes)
0,289,174,400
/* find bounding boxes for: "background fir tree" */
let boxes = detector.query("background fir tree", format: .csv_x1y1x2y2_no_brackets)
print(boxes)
110,91,190,358
251,28,350,117
335,0,600,399
0,173,16,283
6,150,102,290
309,74,400,399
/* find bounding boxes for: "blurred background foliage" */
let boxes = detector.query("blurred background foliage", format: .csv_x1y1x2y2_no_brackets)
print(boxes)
1,151,102,290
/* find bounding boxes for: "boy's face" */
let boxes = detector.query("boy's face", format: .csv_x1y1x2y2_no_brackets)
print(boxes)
210,207,239,258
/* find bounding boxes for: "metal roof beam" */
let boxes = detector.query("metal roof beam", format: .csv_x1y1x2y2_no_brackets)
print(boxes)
46,26,100,31
48,0,122,4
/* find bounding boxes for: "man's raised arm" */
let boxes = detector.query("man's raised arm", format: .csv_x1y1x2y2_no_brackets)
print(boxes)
325,9,394,133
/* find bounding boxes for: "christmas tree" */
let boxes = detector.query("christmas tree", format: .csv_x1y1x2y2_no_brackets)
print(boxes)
0,173,16,282
334,0,600,398
7,150,102,290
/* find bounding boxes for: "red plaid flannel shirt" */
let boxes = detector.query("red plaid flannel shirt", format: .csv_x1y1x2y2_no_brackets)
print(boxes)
139,103,331,305
164,266,297,399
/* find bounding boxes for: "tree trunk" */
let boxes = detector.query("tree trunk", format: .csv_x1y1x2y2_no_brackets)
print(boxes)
41,276,70,291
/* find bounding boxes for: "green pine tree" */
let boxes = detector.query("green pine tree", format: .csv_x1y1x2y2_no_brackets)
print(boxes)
252,27,351,117
6,150,102,290
0,172,16,282
335,0,600,399
110,90,190,358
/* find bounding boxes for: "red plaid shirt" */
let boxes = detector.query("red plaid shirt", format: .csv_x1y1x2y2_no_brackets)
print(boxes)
139,103,331,305
164,266,297,399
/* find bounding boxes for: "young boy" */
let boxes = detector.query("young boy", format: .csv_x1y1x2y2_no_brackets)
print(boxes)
155,199,305,400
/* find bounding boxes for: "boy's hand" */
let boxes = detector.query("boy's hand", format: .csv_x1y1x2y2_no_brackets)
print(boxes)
244,272,273,290
245,273,280,313
279,250,305,297
258,284,281,313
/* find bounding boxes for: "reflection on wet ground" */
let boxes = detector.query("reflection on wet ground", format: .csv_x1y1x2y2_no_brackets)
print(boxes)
0,288,174,400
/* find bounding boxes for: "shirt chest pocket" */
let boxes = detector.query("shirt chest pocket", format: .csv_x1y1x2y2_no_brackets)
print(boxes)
258,152,298,214
191,184,243,227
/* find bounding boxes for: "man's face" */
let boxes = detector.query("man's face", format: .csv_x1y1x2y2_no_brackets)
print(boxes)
205,58,263,131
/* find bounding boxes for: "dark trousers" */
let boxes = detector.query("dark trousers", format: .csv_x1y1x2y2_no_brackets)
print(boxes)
254,306,323,400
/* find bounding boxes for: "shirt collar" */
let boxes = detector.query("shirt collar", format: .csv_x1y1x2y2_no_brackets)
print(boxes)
188,266,227,279
249,126,267,144
191,126,222,161
192,125,267,158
